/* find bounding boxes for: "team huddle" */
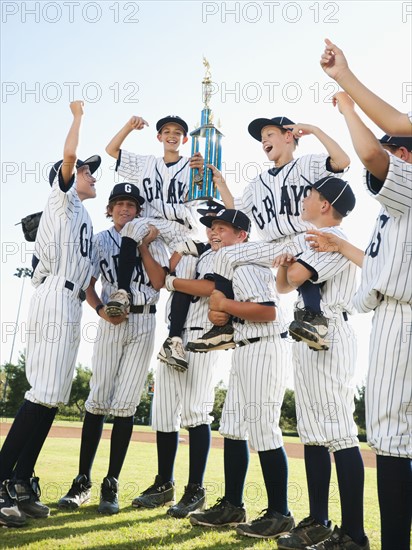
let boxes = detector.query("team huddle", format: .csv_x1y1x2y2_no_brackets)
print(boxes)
1,40,411,550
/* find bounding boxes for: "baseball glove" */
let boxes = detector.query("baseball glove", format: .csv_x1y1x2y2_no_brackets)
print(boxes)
19,211,43,242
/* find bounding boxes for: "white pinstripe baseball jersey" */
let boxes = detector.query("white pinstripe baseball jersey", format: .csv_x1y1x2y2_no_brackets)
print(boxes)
184,248,215,332
355,154,412,459
152,247,218,432
116,150,198,230
293,228,358,319
85,224,168,417
233,154,342,241
290,228,359,450
92,224,169,305
219,263,289,451
32,173,94,290
231,264,285,341
25,171,94,406
353,155,412,312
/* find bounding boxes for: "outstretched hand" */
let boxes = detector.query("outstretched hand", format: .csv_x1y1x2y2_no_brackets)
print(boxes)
305,229,341,253
320,38,349,81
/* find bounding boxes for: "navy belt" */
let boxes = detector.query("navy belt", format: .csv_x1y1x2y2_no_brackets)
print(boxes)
129,305,156,314
237,337,261,347
64,281,86,302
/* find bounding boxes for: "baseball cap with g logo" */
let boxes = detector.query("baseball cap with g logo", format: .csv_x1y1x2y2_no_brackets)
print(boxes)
108,183,145,206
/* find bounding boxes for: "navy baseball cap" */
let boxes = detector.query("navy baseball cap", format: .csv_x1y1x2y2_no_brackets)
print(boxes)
200,209,252,234
197,199,225,216
310,176,356,217
379,135,412,151
108,183,145,206
156,115,189,136
248,116,295,142
49,155,101,186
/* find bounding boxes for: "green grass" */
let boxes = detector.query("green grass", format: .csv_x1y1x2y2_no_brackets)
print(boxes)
1,437,380,549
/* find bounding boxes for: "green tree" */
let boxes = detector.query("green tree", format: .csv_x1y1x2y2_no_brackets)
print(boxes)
67,365,93,420
211,380,227,430
280,388,297,433
0,353,30,417
135,370,155,425
354,385,366,432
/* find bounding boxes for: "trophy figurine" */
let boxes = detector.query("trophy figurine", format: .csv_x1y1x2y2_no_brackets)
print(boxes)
188,57,223,202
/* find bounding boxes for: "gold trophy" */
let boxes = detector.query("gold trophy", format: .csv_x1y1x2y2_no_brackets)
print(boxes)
188,57,223,201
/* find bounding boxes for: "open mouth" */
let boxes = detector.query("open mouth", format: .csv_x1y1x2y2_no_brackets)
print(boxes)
263,145,273,153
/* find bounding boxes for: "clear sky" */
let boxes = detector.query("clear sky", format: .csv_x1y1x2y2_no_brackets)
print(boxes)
1,1,411,389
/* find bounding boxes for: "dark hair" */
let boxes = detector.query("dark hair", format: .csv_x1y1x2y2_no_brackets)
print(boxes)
106,198,141,219
318,192,343,221
279,128,299,148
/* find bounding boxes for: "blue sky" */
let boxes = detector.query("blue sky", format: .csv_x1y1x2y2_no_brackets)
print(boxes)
1,1,411,387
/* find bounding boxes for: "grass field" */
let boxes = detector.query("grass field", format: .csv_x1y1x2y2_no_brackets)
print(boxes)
0,432,381,549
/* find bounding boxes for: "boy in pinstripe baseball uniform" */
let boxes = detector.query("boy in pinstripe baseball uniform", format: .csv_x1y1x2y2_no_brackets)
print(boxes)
313,88,411,550
103,115,203,340
57,183,168,515
274,176,370,550
157,200,225,372
0,101,100,528
131,209,249,519
187,116,350,353
190,211,293,539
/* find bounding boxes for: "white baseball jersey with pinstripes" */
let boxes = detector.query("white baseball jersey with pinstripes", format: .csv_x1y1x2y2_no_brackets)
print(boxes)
294,228,358,319
291,229,359,451
219,264,289,452
85,226,169,417
355,155,411,458
116,150,198,230
152,248,219,432
25,173,94,406
216,154,343,280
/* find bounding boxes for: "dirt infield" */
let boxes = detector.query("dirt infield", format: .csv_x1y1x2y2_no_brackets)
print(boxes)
0,422,376,468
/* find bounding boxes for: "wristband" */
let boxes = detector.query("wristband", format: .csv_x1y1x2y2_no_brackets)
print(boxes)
96,304,104,316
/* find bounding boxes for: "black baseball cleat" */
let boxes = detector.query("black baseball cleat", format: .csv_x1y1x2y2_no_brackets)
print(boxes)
185,324,236,353
236,509,295,539
190,497,246,527
57,474,92,510
14,477,50,518
98,476,119,515
0,480,27,528
167,483,206,519
132,475,175,509
288,308,329,350
277,516,333,548
305,525,370,549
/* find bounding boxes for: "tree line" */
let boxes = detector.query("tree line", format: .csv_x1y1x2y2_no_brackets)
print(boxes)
0,353,366,439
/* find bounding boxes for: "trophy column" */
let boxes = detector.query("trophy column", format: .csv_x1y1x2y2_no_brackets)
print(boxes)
188,58,223,202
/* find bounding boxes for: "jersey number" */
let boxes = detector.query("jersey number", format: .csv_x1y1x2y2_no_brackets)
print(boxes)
365,214,389,258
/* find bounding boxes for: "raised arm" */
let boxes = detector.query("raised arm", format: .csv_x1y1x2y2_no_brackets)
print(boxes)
283,123,350,172
61,101,84,186
320,38,412,136
333,92,391,182
207,165,235,208
106,116,148,159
